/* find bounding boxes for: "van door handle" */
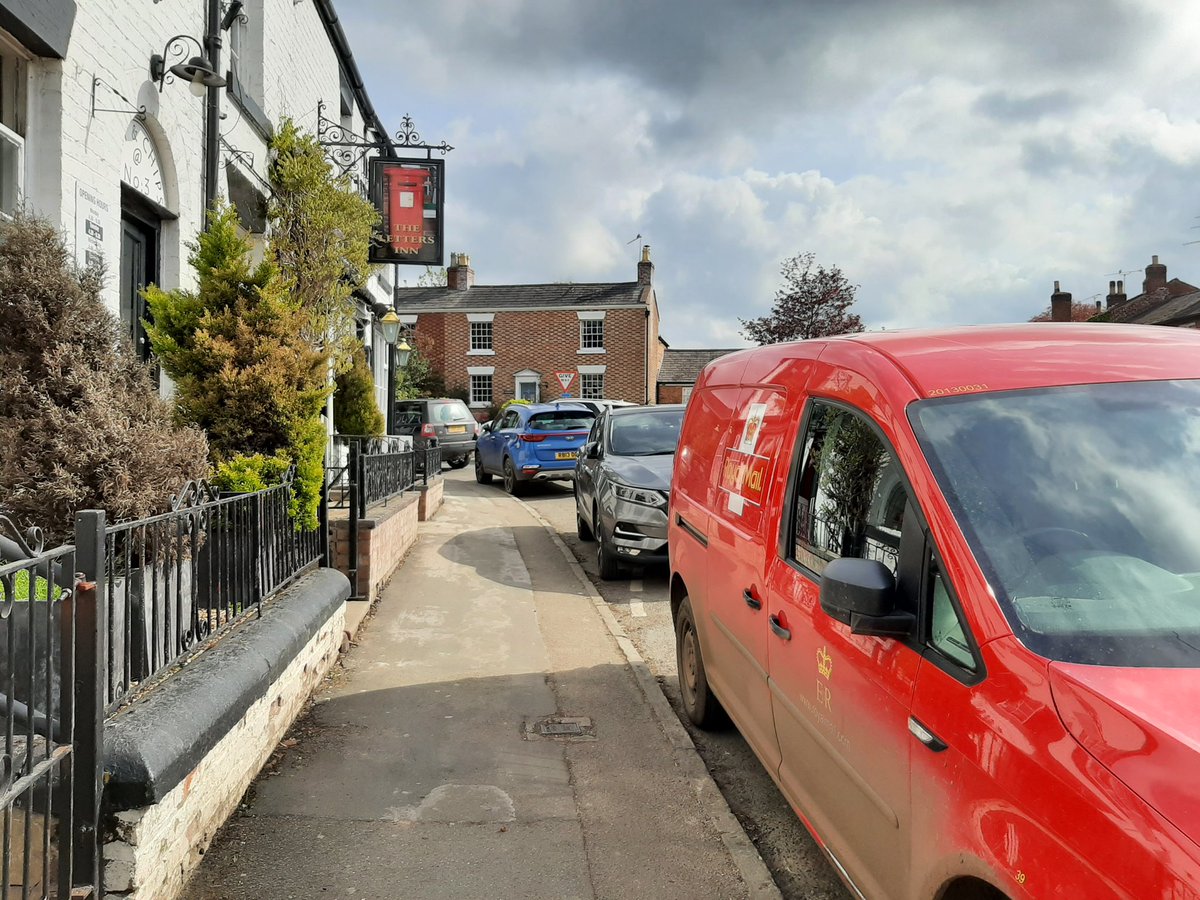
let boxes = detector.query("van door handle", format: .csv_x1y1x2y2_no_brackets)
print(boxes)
743,590,762,611
907,717,948,753
768,615,790,640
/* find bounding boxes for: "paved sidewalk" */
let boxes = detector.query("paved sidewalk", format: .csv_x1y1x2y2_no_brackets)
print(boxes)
187,477,752,899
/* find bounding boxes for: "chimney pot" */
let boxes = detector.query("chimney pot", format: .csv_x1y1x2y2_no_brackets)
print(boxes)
1143,255,1168,295
637,244,654,286
447,251,475,290
1050,282,1072,322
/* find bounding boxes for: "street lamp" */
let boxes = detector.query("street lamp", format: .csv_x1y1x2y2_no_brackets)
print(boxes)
149,36,226,95
379,309,411,433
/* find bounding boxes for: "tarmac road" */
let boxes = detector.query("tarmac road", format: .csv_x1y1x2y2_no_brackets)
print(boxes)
473,469,850,900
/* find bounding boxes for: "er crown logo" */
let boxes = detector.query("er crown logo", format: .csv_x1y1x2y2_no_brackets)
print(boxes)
816,646,833,680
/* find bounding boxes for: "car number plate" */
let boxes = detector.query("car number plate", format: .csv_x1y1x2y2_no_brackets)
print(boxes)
556,451,579,460
447,425,467,433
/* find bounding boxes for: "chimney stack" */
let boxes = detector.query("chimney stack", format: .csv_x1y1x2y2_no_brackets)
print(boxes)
637,244,653,286
1050,280,1072,322
1106,279,1128,308
1143,254,1167,295
447,252,474,290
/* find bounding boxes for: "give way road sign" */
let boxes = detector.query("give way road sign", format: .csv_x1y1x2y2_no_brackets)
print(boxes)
555,371,577,391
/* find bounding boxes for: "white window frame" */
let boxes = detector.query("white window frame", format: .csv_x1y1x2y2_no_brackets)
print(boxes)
578,310,606,354
467,365,495,408
0,121,23,219
467,312,494,354
581,372,604,399
0,34,27,219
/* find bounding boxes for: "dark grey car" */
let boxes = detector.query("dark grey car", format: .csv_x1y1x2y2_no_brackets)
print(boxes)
574,405,685,579
394,398,479,468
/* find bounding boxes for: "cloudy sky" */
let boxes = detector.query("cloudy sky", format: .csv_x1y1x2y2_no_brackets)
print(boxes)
341,0,1200,348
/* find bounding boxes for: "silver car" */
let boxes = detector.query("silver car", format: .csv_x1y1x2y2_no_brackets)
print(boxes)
574,404,685,579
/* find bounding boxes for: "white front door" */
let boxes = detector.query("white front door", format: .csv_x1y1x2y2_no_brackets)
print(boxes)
515,372,540,403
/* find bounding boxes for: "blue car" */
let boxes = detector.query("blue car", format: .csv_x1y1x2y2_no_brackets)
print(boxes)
475,403,597,495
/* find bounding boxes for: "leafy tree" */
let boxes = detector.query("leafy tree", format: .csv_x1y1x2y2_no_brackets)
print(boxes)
268,118,380,374
740,252,864,344
1029,302,1098,323
0,214,208,544
143,202,329,528
334,347,385,436
416,266,446,287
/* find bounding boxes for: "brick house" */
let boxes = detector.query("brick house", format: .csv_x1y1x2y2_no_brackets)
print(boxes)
1044,255,1200,326
656,348,740,403
395,247,665,416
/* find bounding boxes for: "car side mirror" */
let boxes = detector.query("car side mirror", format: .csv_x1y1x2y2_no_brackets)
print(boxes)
820,557,914,638
481,421,493,433
585,442,602,460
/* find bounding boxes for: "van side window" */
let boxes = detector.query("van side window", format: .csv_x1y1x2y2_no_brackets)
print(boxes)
792,402,909,576
929,556,976,671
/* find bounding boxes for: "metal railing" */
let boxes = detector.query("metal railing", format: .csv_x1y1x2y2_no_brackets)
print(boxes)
101,474,321,712
325,434,411,504
358,451,416,517
418,445,441,482
0,512,104,899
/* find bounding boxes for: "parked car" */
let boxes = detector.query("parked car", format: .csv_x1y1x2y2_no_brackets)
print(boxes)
548,398,638,415
670,324,1200,900
474,402,596,494
394,398,479,469
575,404,685,579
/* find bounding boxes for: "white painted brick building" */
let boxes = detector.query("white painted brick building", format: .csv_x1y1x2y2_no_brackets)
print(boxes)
2,0,397,412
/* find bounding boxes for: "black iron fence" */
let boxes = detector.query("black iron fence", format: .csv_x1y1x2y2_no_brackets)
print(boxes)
0,513,104,900
101,473,321,712
358,451,416,517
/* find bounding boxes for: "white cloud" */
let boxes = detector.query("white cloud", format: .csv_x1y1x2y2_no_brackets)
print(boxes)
341,0,1200,346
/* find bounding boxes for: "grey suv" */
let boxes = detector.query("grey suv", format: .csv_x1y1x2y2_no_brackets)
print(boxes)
394,398,479,469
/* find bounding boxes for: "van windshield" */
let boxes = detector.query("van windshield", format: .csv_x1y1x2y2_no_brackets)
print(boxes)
911,379,1200,667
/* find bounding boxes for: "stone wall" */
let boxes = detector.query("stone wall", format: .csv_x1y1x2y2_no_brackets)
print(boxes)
102,570,349,899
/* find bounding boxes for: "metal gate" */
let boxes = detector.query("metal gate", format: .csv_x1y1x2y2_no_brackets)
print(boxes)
1,512,104,899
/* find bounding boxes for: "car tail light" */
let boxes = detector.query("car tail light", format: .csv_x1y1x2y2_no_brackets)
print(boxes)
421,424,437,438
474,421,481,437
520,434,546,442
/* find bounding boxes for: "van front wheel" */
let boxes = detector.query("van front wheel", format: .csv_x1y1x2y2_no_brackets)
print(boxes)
675,596,729,729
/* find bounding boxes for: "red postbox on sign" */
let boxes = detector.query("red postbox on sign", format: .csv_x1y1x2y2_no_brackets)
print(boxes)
385,166,426,254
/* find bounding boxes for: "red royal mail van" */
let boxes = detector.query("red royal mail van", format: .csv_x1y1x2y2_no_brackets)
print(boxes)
669,324,1200,900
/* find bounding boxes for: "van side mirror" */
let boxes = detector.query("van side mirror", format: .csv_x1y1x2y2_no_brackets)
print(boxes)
585,442,602,460
820,557,914,638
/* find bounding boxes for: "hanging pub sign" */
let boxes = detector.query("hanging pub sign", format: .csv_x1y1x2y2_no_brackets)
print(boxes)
368,158,444,266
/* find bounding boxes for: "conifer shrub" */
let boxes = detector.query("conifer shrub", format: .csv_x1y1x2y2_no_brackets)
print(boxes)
0,214,209,544
333,347,384,436
144,203,329,529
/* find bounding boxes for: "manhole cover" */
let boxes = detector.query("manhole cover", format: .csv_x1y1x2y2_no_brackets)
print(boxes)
524,716,596,742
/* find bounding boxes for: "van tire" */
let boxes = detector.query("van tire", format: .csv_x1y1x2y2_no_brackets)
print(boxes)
675,596,729,729
474,453,493,485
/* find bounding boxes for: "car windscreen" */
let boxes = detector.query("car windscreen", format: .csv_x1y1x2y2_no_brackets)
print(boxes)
430,401,474,424
911,379,1200,667
608,408,684,456
528,410,595,431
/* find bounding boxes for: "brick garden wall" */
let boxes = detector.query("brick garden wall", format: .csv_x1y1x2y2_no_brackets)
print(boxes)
329,493,420,602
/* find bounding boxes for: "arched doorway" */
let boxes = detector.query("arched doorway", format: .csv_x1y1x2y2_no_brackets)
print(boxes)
119,119,175,360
